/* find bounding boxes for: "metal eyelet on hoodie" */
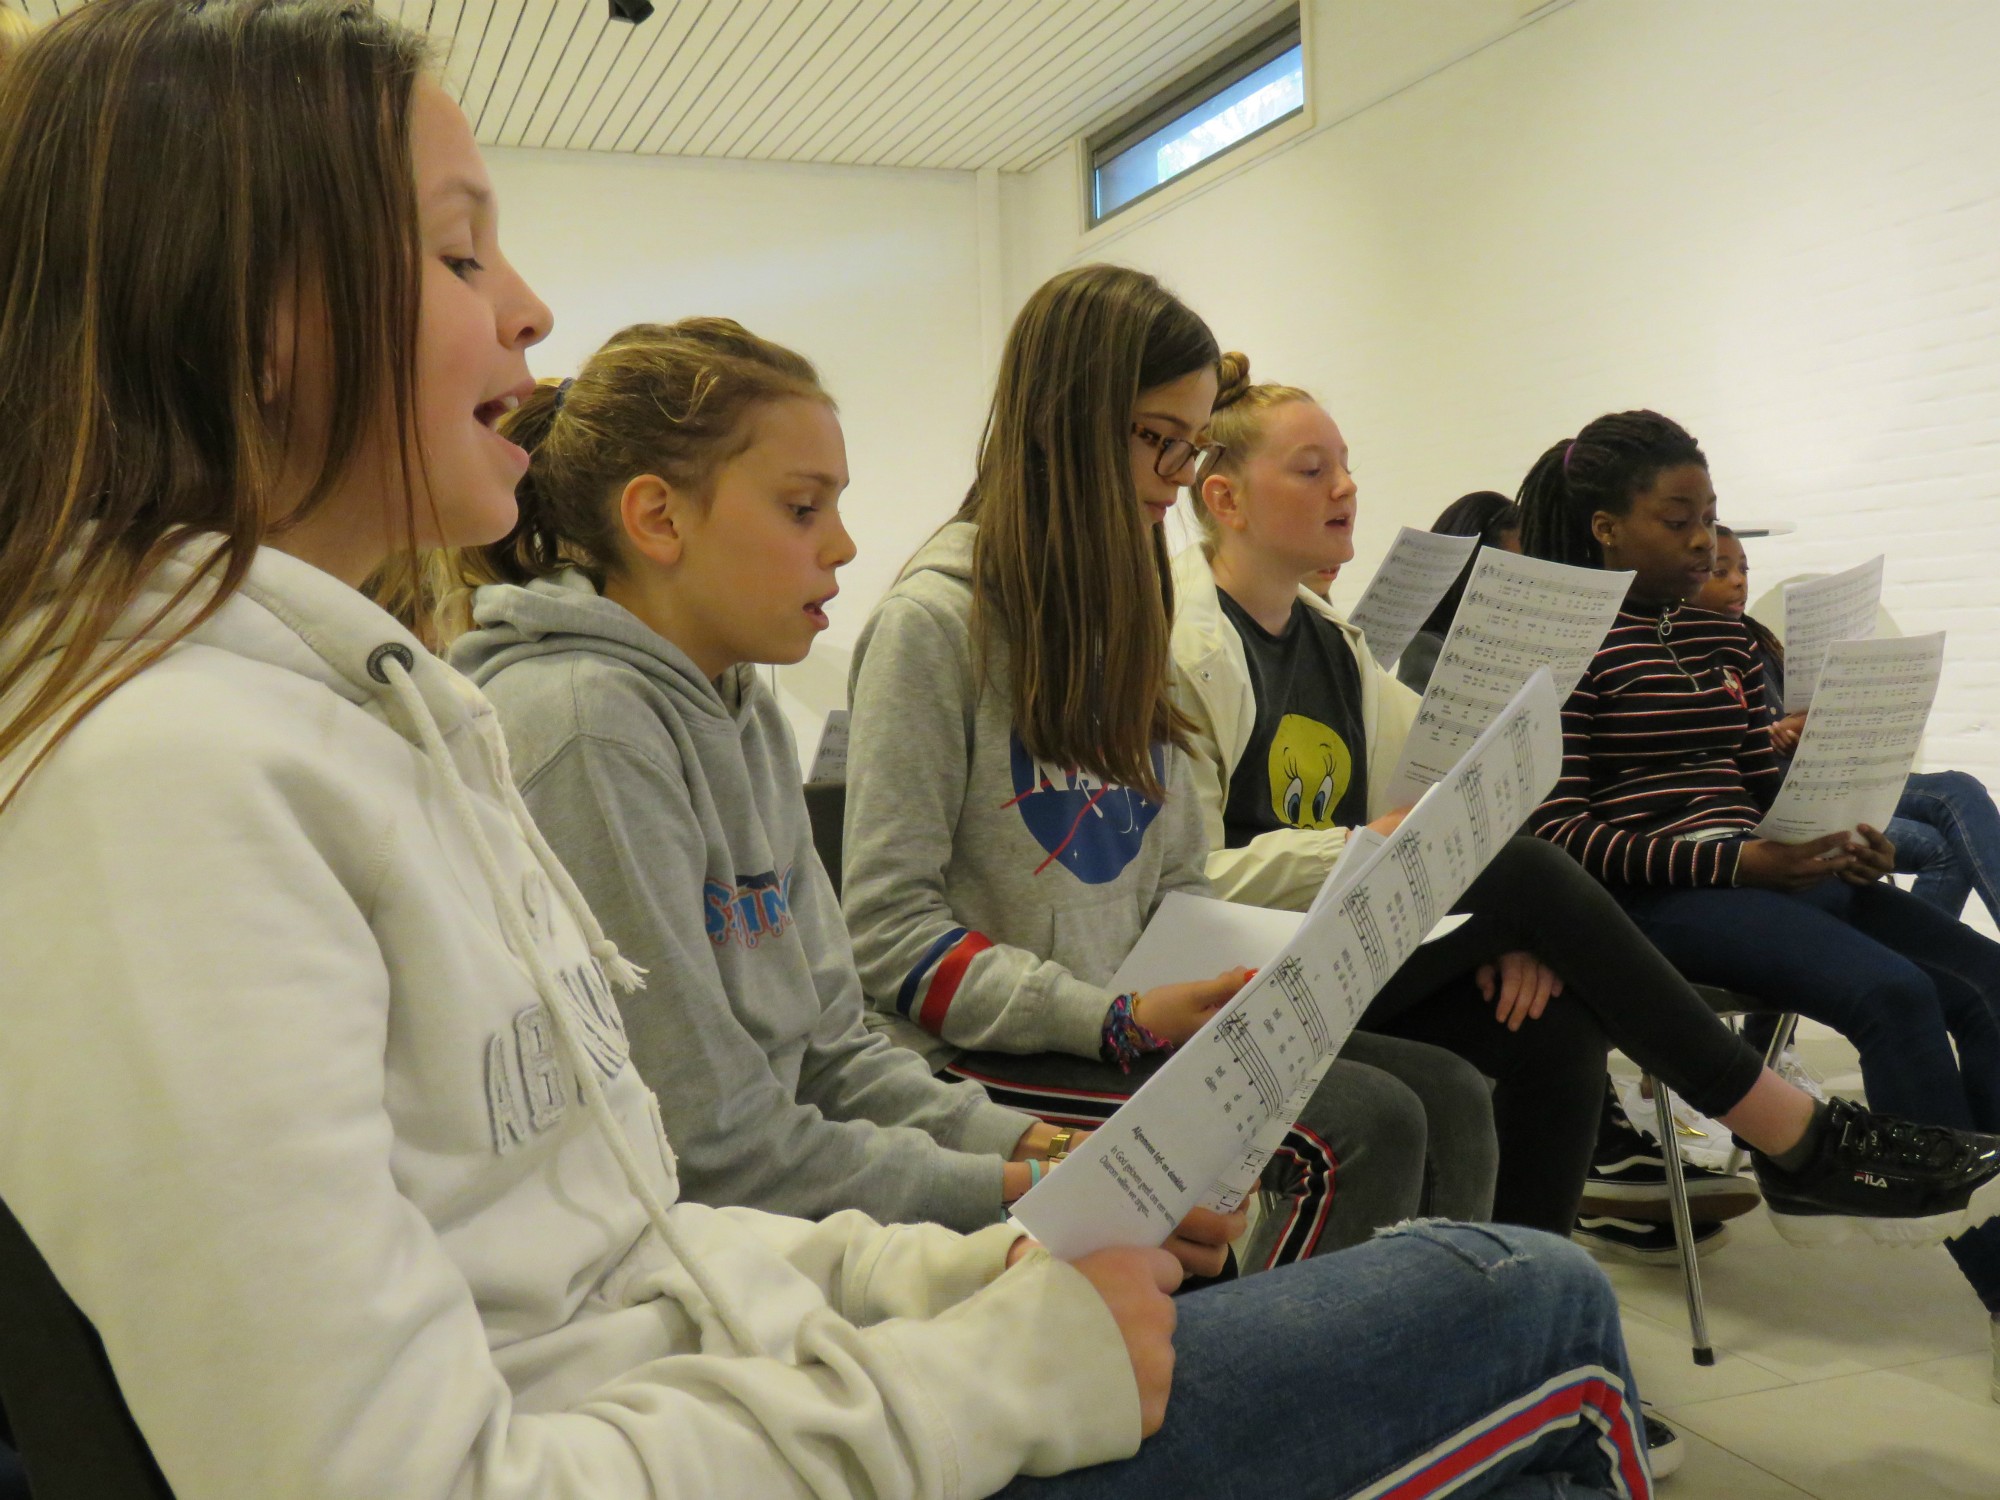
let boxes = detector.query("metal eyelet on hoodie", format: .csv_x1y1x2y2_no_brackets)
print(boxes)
367,642,417,684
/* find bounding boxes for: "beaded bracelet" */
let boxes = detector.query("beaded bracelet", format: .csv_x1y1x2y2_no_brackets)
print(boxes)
1100,991,1172,1073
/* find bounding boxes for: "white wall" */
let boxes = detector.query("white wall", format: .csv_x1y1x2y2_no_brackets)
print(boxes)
483,146,993,679
998,0,2000,794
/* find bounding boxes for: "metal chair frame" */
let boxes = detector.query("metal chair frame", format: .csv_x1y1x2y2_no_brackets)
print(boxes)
1643,990,1801,1366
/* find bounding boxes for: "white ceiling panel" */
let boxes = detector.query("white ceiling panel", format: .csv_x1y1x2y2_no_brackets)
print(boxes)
21,0,1290,170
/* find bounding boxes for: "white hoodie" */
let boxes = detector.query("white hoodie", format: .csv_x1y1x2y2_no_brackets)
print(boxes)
0,540,1138,1499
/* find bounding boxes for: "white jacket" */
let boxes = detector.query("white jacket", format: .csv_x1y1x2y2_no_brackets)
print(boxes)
0,541,1137,1500
1169,546,1421,911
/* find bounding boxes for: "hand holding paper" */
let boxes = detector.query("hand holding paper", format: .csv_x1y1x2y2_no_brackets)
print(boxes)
1754,633,1943,844
1012,670,1566,1260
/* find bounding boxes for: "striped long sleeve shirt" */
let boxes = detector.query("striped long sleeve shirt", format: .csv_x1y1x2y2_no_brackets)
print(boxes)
1530,603,1783,887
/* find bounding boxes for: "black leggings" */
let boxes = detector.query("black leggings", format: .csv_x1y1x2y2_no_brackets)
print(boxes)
1360,836,1769,1233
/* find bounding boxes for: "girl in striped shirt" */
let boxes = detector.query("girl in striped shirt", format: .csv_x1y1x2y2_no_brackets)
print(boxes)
1519,409,2000,1349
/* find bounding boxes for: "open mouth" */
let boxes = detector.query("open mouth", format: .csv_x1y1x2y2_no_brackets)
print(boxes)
474,393,522,429
804,591,837,627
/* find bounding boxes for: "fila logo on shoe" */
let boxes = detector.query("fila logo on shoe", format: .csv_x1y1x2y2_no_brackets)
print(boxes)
1855,1171,1889,1188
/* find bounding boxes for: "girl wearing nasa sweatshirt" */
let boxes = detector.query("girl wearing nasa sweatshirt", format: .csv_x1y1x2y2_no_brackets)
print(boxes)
839,265,1515,1268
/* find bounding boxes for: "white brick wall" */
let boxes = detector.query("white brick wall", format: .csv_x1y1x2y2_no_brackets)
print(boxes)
1000,0,2000,827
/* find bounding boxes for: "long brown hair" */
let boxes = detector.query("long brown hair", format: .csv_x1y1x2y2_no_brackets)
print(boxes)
0,0,431,806
958,264,1218,801
445,318,828,615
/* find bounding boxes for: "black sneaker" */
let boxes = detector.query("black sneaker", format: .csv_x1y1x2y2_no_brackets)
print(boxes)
1572,1215,1729,1265
1580,1084,1761,1223
1754,1098,2000,1248
1643,1408,1684,1481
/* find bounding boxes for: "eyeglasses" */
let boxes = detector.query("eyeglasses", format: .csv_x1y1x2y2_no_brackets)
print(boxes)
1131,423,1224,480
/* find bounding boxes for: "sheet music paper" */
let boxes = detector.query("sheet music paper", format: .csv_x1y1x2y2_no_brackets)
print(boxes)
1108,893,1306,995
807,709,850,783
1384,550,1631,807
1012,670,1564,1259
1755,633,1943,843
1111,889,1469,996
1346,528,1480,669
1781,557,1884,714
1308,828,1386,915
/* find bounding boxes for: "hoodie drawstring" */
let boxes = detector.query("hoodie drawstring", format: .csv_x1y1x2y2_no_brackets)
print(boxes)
377,655,763,1354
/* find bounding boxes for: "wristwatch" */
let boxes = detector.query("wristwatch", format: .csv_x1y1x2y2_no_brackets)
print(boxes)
1045,1128,1076,1165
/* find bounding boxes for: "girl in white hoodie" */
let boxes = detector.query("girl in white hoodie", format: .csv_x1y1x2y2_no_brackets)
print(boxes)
0,5,1655,1498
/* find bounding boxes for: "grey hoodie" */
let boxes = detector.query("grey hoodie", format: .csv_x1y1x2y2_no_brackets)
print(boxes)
452,570,1033,1231
843,523,1213,1069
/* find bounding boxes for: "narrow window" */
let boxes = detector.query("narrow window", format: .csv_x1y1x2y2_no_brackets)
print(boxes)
1089,11,1305,225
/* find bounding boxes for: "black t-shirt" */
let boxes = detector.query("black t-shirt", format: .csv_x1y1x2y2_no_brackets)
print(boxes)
1217,591,1370,849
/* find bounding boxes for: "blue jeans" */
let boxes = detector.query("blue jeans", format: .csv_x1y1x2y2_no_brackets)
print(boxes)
1889,770,2000,926
996,1224,1647,1500
1620,878,2000,1309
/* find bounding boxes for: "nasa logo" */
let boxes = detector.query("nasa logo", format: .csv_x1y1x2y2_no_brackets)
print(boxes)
1004,734,1165,883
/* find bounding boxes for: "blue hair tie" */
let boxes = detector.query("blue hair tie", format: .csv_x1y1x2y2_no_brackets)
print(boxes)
554,377,575,411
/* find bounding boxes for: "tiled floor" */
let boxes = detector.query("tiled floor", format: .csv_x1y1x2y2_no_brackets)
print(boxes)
1599,1031,2000,1498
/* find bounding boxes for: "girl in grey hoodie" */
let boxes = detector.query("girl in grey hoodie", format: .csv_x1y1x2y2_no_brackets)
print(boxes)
841,265,1502,1268
451,319,1240,1261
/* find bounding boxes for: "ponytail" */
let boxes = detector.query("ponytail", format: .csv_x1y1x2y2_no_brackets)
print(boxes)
1516,410,1706,569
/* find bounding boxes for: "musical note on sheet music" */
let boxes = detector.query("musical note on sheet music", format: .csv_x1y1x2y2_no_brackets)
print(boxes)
1011,671,1565,1256
1347,527,1480,669
1383,549,1632,806
1755,633,1943,844
1781,556,1885,714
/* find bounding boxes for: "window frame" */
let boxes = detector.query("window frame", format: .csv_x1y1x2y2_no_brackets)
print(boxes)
1086,9,1306,228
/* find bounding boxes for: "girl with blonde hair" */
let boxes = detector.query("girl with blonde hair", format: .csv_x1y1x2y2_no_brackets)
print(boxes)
444,316,1233,1270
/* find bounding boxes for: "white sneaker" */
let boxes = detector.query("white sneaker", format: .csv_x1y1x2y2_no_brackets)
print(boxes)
1642,1406,1684,1480
1611,1072,1738,1173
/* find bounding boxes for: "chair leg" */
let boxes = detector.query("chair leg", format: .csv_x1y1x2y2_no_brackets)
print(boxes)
1723,1012,1803,1176
1651,1074,1716,1366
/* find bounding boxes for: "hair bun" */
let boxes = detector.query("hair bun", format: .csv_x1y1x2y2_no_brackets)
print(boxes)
1213,351,1252,412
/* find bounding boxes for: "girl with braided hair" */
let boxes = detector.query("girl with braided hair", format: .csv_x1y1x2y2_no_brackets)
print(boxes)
1518,410,2000,1378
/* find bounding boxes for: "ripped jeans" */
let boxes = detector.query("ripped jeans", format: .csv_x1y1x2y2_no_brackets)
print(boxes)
995,1223,1648,1500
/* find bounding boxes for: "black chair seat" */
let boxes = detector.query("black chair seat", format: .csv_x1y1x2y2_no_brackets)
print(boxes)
0,1196,174,1499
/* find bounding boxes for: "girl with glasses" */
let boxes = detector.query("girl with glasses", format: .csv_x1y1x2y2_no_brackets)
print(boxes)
840,265,1505,1271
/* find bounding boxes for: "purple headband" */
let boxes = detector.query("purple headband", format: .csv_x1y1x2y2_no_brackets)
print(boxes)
1561,439,1577,475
